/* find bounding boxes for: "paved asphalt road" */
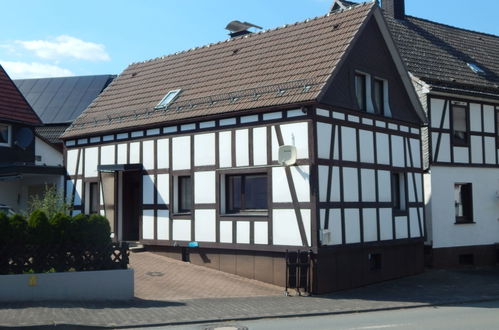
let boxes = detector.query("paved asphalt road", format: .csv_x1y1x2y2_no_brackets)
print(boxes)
140,300,499,330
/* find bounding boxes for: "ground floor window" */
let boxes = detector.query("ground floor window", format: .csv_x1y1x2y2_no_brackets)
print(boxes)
177,175,192,213
0,124,11,146
226,173,267,214
454,183,473,223
89,182,100,214
391,172,406,214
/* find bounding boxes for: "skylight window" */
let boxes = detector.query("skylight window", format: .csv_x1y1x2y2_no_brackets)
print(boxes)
155,89,181,109
467,63,485,75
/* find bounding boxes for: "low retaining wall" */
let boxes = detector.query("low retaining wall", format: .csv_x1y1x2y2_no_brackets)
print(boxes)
0,269,134,301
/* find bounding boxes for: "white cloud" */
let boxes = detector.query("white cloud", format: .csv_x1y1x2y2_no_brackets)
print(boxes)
16,35,110,62
0,60,74,79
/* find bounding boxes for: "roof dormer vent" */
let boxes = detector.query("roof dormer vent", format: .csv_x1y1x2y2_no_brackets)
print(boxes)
225,20,262,38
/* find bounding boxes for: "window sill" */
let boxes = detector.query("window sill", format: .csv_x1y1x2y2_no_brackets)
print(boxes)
172,212,192,219
220,212,269,218
393,209,408,217
455,220,475,225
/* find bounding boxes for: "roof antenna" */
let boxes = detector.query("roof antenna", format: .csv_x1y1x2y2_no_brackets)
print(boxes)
225,20,262,38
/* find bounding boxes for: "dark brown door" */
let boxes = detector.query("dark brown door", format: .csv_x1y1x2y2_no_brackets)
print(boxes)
122,171,141,241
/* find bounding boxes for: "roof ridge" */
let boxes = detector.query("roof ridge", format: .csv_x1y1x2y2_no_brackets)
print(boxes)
129,1,374,67
405,14,499,39
13,74,117,81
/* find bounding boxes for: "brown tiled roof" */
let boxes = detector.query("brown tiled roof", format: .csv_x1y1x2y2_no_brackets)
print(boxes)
0,65,41,125
63,2,375,138
384,14,499,97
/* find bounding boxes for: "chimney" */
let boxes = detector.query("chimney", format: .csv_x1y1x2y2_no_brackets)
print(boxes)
225,20,262,38
381,0,405,19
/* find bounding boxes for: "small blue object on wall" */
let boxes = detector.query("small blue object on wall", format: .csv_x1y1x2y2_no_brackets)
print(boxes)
188,241,199,248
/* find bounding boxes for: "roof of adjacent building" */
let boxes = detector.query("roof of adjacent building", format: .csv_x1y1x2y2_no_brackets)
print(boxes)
14,75,115,124
62,2,377,138
0,65,41,125
35,124,69,145
384,13,499,97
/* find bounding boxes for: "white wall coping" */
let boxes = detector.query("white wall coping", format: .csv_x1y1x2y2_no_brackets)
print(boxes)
0,269,133,302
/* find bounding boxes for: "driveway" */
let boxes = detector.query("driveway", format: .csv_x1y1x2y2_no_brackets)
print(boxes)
130,251,283,300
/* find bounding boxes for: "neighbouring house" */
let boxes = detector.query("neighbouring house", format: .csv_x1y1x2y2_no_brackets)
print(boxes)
381,0,499,268
61,2,427,293
14,75,115,165
0,65,65,213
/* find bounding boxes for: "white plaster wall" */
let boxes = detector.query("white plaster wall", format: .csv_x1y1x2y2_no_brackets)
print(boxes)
219,131,232,168
157,210,169,240
341,126,357,162
129,142,140,164
195,209,216,242
236,221,250,244
219,221,233,243
142,209,154,240
273,209,311,246
430,166,499,248
469,103,482,131
117,144,127,164
172,136,190,170
172,219,191,241
235,129,249,167
344,208,360,243
142,174,155,204
194,171,215,204
100,145,115,165
360,169,376,202
66,149,79,175
157,138,169,168
342,167,358,202
84,147,98,178
35,137,63,166
483,105,495,133
194,133,215,166
254,221,268,244
329,209,342,245
359,130,374,163
253,127,267,166
471,136,482,164
316,122,332,159
142,140,155,170
376,132,390,165
157,174,169,204
363,208,377,242
391,135,404,167
278,122,309,159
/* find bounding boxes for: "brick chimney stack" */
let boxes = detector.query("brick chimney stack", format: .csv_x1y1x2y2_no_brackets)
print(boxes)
381,0,405,20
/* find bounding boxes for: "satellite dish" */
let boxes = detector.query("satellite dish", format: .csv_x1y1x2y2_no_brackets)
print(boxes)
15,127,34,149
278,145,297,166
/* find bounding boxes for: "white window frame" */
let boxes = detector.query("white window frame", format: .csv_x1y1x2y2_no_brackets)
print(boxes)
155,89,181,109
0,124,12,147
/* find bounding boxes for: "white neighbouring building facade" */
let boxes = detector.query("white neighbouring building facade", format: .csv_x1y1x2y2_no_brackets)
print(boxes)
384,0,499,267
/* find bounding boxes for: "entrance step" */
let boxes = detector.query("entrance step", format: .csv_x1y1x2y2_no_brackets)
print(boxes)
127,241,145,253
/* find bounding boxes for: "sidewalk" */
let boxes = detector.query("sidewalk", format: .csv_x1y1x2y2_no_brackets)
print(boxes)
0,253,498,328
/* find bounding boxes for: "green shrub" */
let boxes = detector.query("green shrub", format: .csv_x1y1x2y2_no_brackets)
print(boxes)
27,210,53,246
27,185,72,219
8,214,28,245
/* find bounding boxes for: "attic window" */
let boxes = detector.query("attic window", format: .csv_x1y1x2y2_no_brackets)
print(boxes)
155,89,181,109
467,63,485,75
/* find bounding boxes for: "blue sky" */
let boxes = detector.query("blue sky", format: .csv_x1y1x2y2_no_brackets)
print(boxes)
1,0,498,79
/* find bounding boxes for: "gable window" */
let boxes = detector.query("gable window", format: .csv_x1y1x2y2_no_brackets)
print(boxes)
176,176,192,213
0,124,11,147
452,105,468,146
89,182,100,214
391,172,406,214
226,173,267,214
454,183,473,224
155,89,181,109
355,74,366,111
372,78,384,114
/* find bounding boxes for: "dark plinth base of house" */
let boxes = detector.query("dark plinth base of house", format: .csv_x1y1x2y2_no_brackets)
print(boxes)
429,244,499,269
146,246,287,287
147,240,424,294
314,240,424,293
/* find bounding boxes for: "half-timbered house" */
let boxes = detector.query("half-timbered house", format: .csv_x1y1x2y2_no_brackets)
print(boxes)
383,0,499,268
61,2,427,293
